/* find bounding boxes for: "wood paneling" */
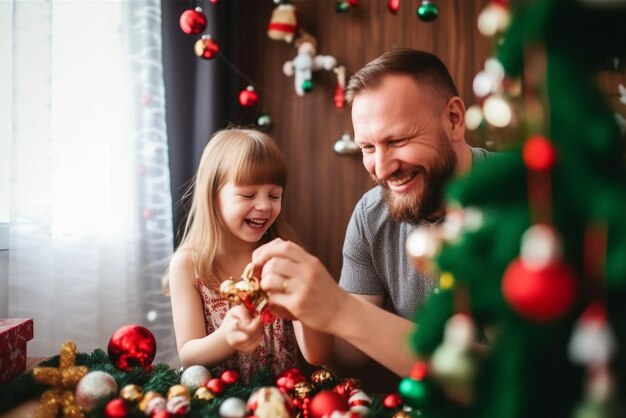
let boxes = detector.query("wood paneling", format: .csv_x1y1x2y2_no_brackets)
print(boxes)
218,0,492,279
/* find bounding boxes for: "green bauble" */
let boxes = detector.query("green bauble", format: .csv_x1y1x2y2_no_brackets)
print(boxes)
335,1,350,13
256,113,272,132
398,377,433,408
301,79,313,93
417,0,438,22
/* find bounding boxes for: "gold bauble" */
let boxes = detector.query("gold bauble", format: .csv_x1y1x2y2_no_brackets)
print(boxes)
120,384,144,402
293,381,314,399
392,411,412,418
139,391,162,412
167,384,190,400
310,369,334,384
193,387,216,401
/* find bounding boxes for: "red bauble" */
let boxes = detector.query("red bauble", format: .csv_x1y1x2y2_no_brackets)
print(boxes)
502,258,577,322
194,35,220,60
333,378,360,398
107,325,156,372
309,390,349,418
207,378,227,394
239,86,259,107
152,410,170,418
409,361,428,380
276,368,306,391
179,8,207,35
347,0,360,5
523,135,556,171
383,393,403,409
220,369,240,385
105,399,129,418
388,0,401,14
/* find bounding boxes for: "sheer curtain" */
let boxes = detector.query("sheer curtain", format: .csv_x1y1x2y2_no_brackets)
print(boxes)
6,0,177,365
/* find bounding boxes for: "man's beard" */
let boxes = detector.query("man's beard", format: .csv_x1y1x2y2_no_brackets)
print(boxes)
373,135,457,225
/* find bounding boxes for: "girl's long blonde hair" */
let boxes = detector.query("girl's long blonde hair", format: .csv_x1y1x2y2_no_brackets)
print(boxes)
163,128,297,294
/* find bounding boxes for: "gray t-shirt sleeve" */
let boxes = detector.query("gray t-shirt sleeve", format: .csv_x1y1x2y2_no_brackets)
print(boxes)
339,194,385,295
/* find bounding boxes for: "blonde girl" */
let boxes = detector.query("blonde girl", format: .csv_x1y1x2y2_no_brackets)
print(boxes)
165,128,323,381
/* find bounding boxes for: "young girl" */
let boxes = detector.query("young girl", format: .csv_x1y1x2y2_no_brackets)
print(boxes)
164,128,317,381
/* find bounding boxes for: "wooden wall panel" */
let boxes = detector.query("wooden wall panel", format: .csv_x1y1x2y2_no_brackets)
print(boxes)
219,0,492,280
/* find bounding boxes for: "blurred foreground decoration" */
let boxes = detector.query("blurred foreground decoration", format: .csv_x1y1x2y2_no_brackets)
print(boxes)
406,1,626,417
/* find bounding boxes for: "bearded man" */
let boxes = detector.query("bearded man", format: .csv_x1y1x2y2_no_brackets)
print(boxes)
252,49,492,379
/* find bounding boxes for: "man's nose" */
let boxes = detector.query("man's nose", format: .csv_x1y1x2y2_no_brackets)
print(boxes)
374,150,397,180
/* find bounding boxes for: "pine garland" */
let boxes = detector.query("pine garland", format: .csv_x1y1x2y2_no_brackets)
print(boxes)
0,349,392,417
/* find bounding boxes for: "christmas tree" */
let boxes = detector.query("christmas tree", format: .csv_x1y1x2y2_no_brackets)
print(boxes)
405,1,626,417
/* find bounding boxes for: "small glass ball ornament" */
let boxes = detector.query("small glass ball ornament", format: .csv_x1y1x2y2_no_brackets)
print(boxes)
336,1,351,13
257,113,273,132
334,133,360,155
417,0,439,22
166,395,191,415
219,397,247,418
301,79,314,94
239,85,259,107
120,384,144,402
194,35,220,60
105,398,130,418
193,387,216,401
107,324,157,372
181,365,212,389
75,371,118,412
311,368,335,384
139,392,166,415
388,0,401,14
167,384,191,400
179,7,207,35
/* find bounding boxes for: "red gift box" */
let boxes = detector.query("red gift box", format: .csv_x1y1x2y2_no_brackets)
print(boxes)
0,318,34,386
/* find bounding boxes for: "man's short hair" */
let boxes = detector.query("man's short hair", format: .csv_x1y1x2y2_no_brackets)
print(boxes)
345,49,459,104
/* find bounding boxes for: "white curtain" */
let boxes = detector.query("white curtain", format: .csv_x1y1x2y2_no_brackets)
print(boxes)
5,0,177,366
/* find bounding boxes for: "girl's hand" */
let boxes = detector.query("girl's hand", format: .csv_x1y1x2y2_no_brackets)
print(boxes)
222,305,263,353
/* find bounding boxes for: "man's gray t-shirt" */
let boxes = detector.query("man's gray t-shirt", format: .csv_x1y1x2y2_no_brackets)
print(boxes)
339,147,491,320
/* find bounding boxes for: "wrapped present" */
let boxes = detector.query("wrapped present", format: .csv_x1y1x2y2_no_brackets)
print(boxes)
0,318,34,385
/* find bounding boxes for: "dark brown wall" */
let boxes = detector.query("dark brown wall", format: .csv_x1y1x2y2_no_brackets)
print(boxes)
220,0,493,279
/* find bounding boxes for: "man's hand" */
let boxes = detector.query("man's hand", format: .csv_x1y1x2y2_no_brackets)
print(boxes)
253,238,348,335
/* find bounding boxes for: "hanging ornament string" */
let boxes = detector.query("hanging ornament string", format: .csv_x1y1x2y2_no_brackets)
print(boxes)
216,50,337,109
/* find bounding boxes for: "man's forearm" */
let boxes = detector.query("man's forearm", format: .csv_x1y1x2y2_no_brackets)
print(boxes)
330,293,418,376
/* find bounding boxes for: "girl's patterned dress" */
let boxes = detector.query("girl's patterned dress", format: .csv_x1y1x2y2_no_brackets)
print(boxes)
193,260,298,382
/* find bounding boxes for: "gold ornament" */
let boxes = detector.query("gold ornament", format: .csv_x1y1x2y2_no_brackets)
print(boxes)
167,384,190,400
193,387,216,401
139,391,161,412
219,263,273,321
138,391,166,415
310,369,334,384
293,381,314,399
32,341,89,418
120,384,144,402
392,411,412,418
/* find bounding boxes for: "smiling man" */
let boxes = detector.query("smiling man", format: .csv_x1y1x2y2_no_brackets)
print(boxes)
253,49,491,379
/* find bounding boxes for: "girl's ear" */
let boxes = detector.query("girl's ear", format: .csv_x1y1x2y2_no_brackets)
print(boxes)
444,96,465,142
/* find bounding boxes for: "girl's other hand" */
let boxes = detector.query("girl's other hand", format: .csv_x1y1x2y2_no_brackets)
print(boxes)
222,304,263,353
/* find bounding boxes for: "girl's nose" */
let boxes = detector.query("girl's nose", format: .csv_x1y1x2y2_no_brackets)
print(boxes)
255,196,271,211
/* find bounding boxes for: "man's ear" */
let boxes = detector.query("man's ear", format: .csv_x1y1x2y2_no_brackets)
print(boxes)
445,96,465,142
